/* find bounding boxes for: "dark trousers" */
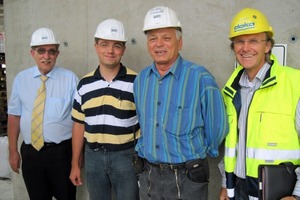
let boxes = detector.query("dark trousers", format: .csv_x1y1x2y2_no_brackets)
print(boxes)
21,140,76,200
234,178,249,200
139,158,209,200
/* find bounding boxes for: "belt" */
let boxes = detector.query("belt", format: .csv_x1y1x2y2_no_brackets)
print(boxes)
43,139,71,148
144,159,186,170
25,139,71,149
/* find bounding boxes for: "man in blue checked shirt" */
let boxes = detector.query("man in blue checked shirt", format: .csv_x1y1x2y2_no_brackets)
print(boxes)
133,6,228,200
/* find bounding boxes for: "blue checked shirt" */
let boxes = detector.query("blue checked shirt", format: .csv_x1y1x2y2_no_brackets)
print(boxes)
134,55,228,164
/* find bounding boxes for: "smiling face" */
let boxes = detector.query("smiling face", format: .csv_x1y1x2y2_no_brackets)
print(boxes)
232,32,271,78
94,39,125,70
146,28,182,74
31,44,59,75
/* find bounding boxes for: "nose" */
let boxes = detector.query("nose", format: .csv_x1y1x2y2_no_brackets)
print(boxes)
108,45,114,52
43,51,51,58
240,41,252,50
155,38,163,46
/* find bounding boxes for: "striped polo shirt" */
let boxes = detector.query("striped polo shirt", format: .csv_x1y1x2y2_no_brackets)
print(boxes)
72,64,140,151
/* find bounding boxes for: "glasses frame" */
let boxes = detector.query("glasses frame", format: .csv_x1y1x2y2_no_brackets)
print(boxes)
33,48,59,56
232,39,269,47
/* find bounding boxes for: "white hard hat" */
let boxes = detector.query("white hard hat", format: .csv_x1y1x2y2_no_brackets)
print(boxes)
94,19,127,42
143,6,182,33
30,28,59,46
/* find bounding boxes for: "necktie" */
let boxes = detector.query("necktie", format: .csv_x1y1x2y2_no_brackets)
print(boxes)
31,75,48,151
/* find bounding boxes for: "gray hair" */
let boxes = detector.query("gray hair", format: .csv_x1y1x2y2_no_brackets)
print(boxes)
145,28,182,41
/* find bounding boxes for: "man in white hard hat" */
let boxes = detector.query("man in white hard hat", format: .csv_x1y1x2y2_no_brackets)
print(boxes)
133,6,228,200
7,27,78,199
69,19,140,200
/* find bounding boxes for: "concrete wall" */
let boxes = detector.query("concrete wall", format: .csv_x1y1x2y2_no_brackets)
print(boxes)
4,0,300,199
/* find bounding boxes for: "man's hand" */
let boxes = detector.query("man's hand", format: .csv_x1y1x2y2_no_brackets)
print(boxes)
69,165,82,186
9,151,21,173
220,187,229,200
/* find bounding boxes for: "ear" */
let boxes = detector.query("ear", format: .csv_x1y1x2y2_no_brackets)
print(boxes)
178,37,183,50
30,49,35,57
94,43,99,54
264,41,272,54
121,45,126,56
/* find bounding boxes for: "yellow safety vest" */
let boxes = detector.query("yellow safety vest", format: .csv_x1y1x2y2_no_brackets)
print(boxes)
223,55,300,179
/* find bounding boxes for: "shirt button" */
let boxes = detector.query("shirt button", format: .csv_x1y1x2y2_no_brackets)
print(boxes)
156,145,159,149
157,101,161,106
156,123,159,127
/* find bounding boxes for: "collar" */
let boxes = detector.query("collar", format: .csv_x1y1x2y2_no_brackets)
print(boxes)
93,63,127,81
32,66,56,80
239,62,271,88
224,55,278,98
148,55,182,79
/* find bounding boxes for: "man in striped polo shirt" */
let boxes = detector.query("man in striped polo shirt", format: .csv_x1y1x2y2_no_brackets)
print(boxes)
134,6,228,200
69,19,140,200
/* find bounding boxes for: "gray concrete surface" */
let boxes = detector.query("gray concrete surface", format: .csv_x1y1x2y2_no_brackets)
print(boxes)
0,178,13,200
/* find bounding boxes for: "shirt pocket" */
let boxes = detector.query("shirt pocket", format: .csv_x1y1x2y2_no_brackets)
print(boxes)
45,97,66,118
163,103,191,136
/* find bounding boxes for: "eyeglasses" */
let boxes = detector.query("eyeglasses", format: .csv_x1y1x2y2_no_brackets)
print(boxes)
97,42,124,50
232,39,268,47
34,48,58,56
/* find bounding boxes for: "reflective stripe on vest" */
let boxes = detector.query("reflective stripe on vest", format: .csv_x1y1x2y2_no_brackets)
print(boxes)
227,188,234,198
225,147,236,158
247,148,300,160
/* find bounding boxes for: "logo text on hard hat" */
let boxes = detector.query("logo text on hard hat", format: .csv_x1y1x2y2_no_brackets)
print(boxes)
150,7,163,21
41,36,48,40
154,14,161,19
234,22,255,32
111,28,118,35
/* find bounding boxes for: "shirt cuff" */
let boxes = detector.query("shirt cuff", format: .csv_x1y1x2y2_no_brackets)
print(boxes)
293,167,300,197
218,159,227,187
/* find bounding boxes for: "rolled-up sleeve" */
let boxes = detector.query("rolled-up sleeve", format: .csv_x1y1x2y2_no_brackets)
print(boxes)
8,76,21,116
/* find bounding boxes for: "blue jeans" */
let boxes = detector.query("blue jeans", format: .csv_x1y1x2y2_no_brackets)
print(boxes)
85,146,139,200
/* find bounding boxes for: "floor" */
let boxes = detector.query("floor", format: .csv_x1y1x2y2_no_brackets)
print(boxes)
0,178,13,200
0,144,224,200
